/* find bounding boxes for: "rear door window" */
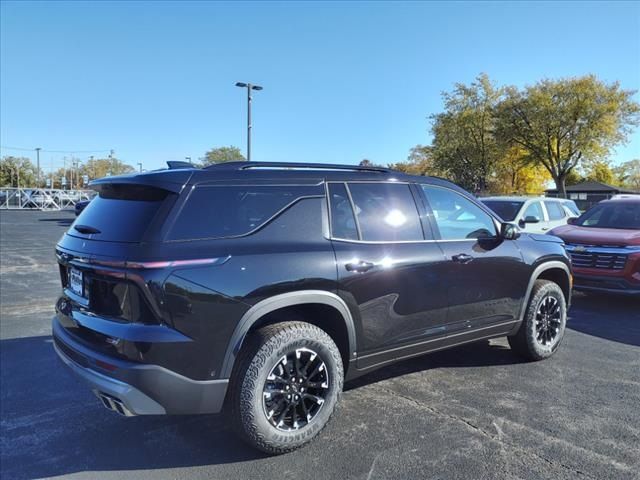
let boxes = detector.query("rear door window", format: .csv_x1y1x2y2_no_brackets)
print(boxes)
544,201,566,220
70,184,171,243
168,185,318,240
346,183,423,241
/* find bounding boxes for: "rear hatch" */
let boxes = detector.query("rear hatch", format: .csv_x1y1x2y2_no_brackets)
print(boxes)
56,172,190,332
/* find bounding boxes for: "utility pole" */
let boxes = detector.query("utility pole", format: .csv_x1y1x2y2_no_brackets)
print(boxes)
235,82,263,161
108,149,115,176
35,147,41,188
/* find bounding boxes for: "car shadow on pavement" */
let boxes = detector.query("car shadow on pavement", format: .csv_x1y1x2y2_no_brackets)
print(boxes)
567,292,640,347
0,336,266,480
1,334,520,479
345,338,518,392
2,293,637,478
38,217,74,226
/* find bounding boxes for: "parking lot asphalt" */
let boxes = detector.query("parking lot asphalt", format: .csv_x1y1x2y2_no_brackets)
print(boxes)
1,210,639,480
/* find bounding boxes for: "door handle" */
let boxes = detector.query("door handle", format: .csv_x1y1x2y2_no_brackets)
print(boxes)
345,260,375,273
452,253,474,264
541,227,550,231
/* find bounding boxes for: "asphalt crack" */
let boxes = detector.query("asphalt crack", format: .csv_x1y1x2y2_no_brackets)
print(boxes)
372,384,601,480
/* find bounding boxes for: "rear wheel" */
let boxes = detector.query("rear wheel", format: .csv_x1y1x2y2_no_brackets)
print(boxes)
508,279,567,361
228,321,343,454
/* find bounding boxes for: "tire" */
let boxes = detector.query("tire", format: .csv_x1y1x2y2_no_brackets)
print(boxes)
508,279,567,361
228,321,344,454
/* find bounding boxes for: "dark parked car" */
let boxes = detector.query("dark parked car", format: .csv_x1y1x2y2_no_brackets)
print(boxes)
53,162,572,454
550,197,640,296
74,199,91,216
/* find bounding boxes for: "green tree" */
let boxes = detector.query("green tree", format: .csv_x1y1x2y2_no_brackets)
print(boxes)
488,146,550,195
48,157,135,188
431,74,503,193
389,145,442,176
0,156,38,187
613,159,640,190
79,157,134,182
585,161,616,185
201,146,245,166
564,169,583,186
495,75,640,198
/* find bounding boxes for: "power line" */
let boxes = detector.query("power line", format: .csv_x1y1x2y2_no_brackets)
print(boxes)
0,145,113,154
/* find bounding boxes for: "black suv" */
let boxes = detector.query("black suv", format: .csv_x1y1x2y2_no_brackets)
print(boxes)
53,161,572,453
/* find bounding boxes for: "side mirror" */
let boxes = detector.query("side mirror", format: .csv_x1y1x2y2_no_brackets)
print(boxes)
501,223,520,240
523,215,540,224
567,217,577,225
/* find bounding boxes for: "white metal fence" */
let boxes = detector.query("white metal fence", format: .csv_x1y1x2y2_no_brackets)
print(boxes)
0,188,95,211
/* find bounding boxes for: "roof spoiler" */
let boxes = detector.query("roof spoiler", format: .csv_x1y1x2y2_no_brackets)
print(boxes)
89,170,194,193
166,161,195,170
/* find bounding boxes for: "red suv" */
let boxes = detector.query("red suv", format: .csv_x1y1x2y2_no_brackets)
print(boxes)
550,198,640,296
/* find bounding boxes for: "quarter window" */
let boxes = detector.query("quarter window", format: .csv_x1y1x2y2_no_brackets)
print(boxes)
168,185,317,240
346,183,423,241
328,183,358,240
421,185,496,240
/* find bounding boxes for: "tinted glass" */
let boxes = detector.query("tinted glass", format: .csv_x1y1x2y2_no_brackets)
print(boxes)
422,185,496,240
562,200,581,216
577,202,640,229
481,200,524,221
169,185,316,240
545,201,566,220
523,201,544,221
347,183,423,241
328,183,358,240
71,184,170,243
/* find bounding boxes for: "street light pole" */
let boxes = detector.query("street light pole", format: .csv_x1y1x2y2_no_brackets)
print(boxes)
137,162,143,172
35,147,41,187
235,82,263,161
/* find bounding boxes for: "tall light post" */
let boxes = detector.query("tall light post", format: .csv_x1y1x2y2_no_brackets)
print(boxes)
137,162,143,172
35,147,41,188
185,156,192,165
235,82,263,161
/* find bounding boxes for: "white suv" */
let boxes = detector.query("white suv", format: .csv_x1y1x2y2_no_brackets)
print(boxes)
481,196,579,233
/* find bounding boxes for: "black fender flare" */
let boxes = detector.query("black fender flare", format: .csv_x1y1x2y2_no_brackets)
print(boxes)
516,260,572,325
220,290,357,378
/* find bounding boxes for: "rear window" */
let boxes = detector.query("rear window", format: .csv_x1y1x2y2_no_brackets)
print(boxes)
481,200,524,221
168,185,319,240
71,184,171,243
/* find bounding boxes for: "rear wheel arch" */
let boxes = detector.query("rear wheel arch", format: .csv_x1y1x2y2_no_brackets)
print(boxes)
220,291,357,378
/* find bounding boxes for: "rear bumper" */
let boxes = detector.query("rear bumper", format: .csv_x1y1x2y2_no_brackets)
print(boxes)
52,317,229,415
573,273,640,296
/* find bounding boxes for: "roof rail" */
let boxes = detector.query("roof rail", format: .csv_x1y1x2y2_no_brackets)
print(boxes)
166,161,196,170
204,161,392,173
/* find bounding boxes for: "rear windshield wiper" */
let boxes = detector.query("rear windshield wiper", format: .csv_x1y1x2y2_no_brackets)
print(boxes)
73,224,101,234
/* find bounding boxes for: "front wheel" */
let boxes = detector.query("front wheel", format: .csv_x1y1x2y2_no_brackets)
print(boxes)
228,321,344,454
508,279,567,361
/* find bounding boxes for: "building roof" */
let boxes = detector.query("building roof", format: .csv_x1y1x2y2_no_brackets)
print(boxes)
546,180,638,194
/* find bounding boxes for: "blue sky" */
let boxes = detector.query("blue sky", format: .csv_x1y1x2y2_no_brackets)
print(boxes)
1,1,639,173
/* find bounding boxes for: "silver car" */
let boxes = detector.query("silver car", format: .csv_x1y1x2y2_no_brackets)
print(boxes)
481,196,579,233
